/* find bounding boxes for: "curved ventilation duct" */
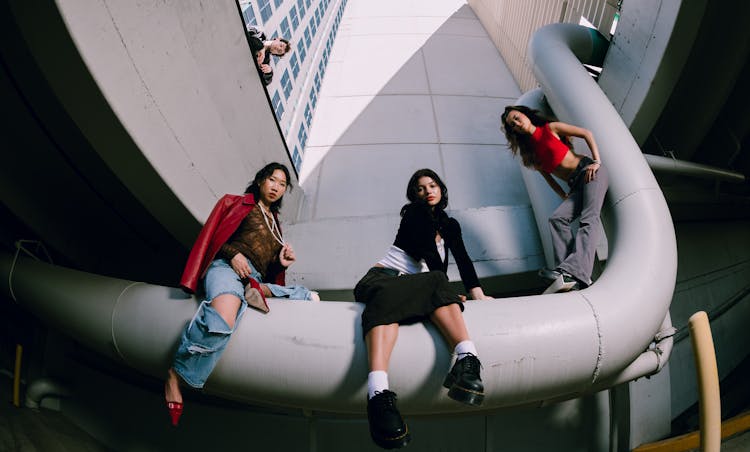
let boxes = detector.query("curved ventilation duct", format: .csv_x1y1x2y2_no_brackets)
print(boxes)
0,24,677,415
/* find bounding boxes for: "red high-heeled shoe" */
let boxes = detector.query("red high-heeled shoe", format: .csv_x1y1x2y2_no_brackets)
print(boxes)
166,401,184,426
244,277,269,313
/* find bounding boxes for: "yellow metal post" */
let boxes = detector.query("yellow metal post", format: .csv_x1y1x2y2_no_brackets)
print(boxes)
688,311,721,452
13,344,22,408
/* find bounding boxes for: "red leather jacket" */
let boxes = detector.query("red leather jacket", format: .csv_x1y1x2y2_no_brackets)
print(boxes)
179,193,285,293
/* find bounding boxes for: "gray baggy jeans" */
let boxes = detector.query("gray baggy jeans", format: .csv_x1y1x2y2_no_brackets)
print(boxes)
549,159,609,286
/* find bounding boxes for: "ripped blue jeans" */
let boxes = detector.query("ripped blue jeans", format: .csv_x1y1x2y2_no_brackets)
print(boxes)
173,257,315,388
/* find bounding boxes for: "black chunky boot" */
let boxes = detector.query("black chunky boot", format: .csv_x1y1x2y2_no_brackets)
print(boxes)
366,390,411,449
442,353,485,406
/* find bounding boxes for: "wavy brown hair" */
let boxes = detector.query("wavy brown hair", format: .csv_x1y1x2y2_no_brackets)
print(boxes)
500,105,569,169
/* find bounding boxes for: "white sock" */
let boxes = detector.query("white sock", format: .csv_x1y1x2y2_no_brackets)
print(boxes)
368,370,389,399
454,340,478,358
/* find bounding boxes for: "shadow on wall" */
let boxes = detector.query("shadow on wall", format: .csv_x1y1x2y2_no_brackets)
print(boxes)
286,3,545,292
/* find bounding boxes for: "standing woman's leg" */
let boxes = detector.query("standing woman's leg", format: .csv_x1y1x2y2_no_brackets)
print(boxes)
559,165,609,285
549,195,580,268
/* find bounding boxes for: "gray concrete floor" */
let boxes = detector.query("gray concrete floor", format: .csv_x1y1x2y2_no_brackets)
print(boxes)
2,373,749,452
0,396,111,452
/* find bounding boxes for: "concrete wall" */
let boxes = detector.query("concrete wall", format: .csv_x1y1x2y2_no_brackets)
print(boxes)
51,0,301,223
284,0,544,293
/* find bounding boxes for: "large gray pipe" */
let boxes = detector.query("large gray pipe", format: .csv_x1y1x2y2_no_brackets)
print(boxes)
0,24,677,415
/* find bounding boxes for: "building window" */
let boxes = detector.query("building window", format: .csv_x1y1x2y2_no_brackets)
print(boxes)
304,103,313,127
305,0,312,9
290,53,300,78
292,146,302,170
314,73,320,92
297,0,306,18
280,18,291,40
314,7,321,27
281,70,292,99
241,4,258,27
273,0,283,8
290,6,299,31
310,16,317,35
304,26,312,49
272,91,284,120
298,124,308,149
298,43,307,63
309,89,317,109
258,0,273,23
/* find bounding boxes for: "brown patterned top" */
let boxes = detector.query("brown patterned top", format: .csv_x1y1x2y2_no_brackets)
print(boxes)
220,206,282,279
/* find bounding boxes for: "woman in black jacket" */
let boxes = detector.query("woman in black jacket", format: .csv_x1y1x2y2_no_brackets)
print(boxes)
354,168,491,449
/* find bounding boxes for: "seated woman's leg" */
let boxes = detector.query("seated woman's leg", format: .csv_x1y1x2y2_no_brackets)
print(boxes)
364,323,410,449
171,259,248,389
165,292,245,425
430,303,469,348
172,293,246,388
431,304,484,406
366,323,399,373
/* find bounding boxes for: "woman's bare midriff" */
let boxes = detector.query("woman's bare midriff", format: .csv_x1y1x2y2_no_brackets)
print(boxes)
551,151,583,180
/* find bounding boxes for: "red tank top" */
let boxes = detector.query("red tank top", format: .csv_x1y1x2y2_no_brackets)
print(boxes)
529,123,569,173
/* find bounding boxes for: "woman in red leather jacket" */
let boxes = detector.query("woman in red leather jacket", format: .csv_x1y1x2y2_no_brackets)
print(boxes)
164,162,318,426
501,105,608,293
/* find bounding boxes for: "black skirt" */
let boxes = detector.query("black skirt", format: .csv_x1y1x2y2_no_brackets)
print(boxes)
354,267,463,336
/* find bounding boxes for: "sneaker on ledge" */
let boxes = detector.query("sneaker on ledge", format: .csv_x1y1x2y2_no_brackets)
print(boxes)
538,267,562,282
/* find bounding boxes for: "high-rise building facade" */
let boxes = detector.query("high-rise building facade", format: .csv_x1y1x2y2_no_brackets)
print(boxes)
238,0,348,171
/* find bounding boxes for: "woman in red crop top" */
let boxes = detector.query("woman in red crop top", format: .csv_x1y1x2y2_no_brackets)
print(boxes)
501,105,608,293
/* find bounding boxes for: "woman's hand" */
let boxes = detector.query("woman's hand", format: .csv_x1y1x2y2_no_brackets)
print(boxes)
585,162,601,183
279,243,296,268
230,253,252,279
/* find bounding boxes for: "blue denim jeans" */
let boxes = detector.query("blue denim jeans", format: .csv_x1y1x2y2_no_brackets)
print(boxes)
173,257,314,388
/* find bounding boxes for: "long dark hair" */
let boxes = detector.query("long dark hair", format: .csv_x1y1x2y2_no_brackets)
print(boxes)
500,105,562,169
402,168,449,216
244,162,292,212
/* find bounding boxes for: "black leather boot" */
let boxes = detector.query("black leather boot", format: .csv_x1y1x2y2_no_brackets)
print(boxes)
442,353,485,406
367,390,411,449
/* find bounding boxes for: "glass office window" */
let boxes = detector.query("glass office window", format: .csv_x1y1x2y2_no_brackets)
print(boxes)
258,0,272,23
280,18,291,40
273,0,283,8
304,104,313,127
310,17,317,35
297,0,306,18
298,43,307,63
241,4,258,27
309,89,317,109
290,53,300,78
297,124,308,149
305,0,311,9
272,91,284,120
290,6,299,30
292,146,302,170
304,26,312,49
281,70,292,99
